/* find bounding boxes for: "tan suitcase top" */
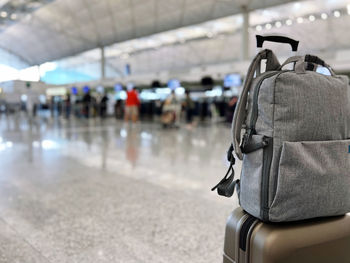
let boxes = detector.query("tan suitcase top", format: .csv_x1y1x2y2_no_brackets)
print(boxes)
224,208,350,263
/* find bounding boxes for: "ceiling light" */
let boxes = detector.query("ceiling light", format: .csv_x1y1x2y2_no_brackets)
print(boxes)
286,19,293,26
321,13,328,20
10,13,17,20
256,25,262,31
265,23,272,30
293,3,301,10
0,11,7,18
297,17,303,23
309,15,315,22
333,10,340,18
275,21,282,28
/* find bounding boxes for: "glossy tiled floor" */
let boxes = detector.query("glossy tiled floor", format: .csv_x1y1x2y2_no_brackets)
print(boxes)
0,114,240,263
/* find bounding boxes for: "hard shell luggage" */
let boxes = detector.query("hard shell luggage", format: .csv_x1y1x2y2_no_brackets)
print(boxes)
223,208,350,263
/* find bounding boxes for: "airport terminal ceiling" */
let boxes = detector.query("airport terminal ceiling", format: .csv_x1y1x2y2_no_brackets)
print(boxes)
1,0,350,84
0,0,301,65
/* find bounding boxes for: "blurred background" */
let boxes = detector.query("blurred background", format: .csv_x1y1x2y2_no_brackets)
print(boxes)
0,0,349,262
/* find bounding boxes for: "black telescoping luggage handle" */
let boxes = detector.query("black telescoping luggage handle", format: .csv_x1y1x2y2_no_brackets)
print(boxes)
256,35,299,52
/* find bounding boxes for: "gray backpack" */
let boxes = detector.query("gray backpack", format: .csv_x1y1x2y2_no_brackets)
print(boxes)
213,35,350,222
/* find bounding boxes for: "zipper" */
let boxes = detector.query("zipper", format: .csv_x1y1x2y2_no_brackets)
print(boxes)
248,70,289,131
261,137,273,221
247,70,289,221
240,71,280,151
239,215,257,252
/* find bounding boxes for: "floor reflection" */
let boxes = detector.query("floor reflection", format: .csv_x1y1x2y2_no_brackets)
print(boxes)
0,114,239,262
0,114,241,193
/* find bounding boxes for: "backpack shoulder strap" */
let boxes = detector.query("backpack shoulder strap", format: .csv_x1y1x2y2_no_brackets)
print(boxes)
232,49,280,160
278,55,302,70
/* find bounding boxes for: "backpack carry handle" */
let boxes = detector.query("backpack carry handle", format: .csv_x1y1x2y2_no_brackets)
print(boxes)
256,35,299,52
280,55,336,76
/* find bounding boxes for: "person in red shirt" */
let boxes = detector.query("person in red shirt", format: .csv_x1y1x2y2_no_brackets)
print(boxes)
124,85,140,123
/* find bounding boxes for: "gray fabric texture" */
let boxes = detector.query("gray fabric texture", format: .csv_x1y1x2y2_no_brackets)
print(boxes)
245,74,277,137
268,71,349,208
269,139,350,222
235,53,350,222
254,74,278,137
240,135,265,218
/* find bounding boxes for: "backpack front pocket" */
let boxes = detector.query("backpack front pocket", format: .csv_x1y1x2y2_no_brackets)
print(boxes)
269,139,350,222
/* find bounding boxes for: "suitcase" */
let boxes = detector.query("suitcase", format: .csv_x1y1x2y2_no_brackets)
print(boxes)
223,208,350,263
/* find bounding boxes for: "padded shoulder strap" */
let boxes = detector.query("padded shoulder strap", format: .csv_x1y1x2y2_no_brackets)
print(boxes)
232,49,280,160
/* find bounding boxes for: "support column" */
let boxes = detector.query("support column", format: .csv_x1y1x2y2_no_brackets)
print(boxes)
241,6,250,61
100,46,105,80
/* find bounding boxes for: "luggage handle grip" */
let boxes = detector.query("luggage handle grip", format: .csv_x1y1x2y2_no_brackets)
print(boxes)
302,54,335,75
304,54,325,67
280,55,336,76
256,35,299,52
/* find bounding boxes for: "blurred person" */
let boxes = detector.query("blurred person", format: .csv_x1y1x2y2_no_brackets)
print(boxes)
161,98,176,128
100,93,109,118
155,99,162,116
183,90,195,126
200,99,209,122
33,103,37,117
57,98,63,117
64,93,71,119
74,99,83,118
210,101,219,123
114,99,123,119
162,90,181,127
91,95,98,117
226,96,238,122
124,84,140,123
25,87,38,119
49,96,54,117
82,90,92,118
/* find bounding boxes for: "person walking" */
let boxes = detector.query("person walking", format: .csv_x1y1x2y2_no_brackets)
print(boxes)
124,85,140,123
162,90,181,128
82,91,92,118
100,94,109,118
64,93,71,119
226,95,238,123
